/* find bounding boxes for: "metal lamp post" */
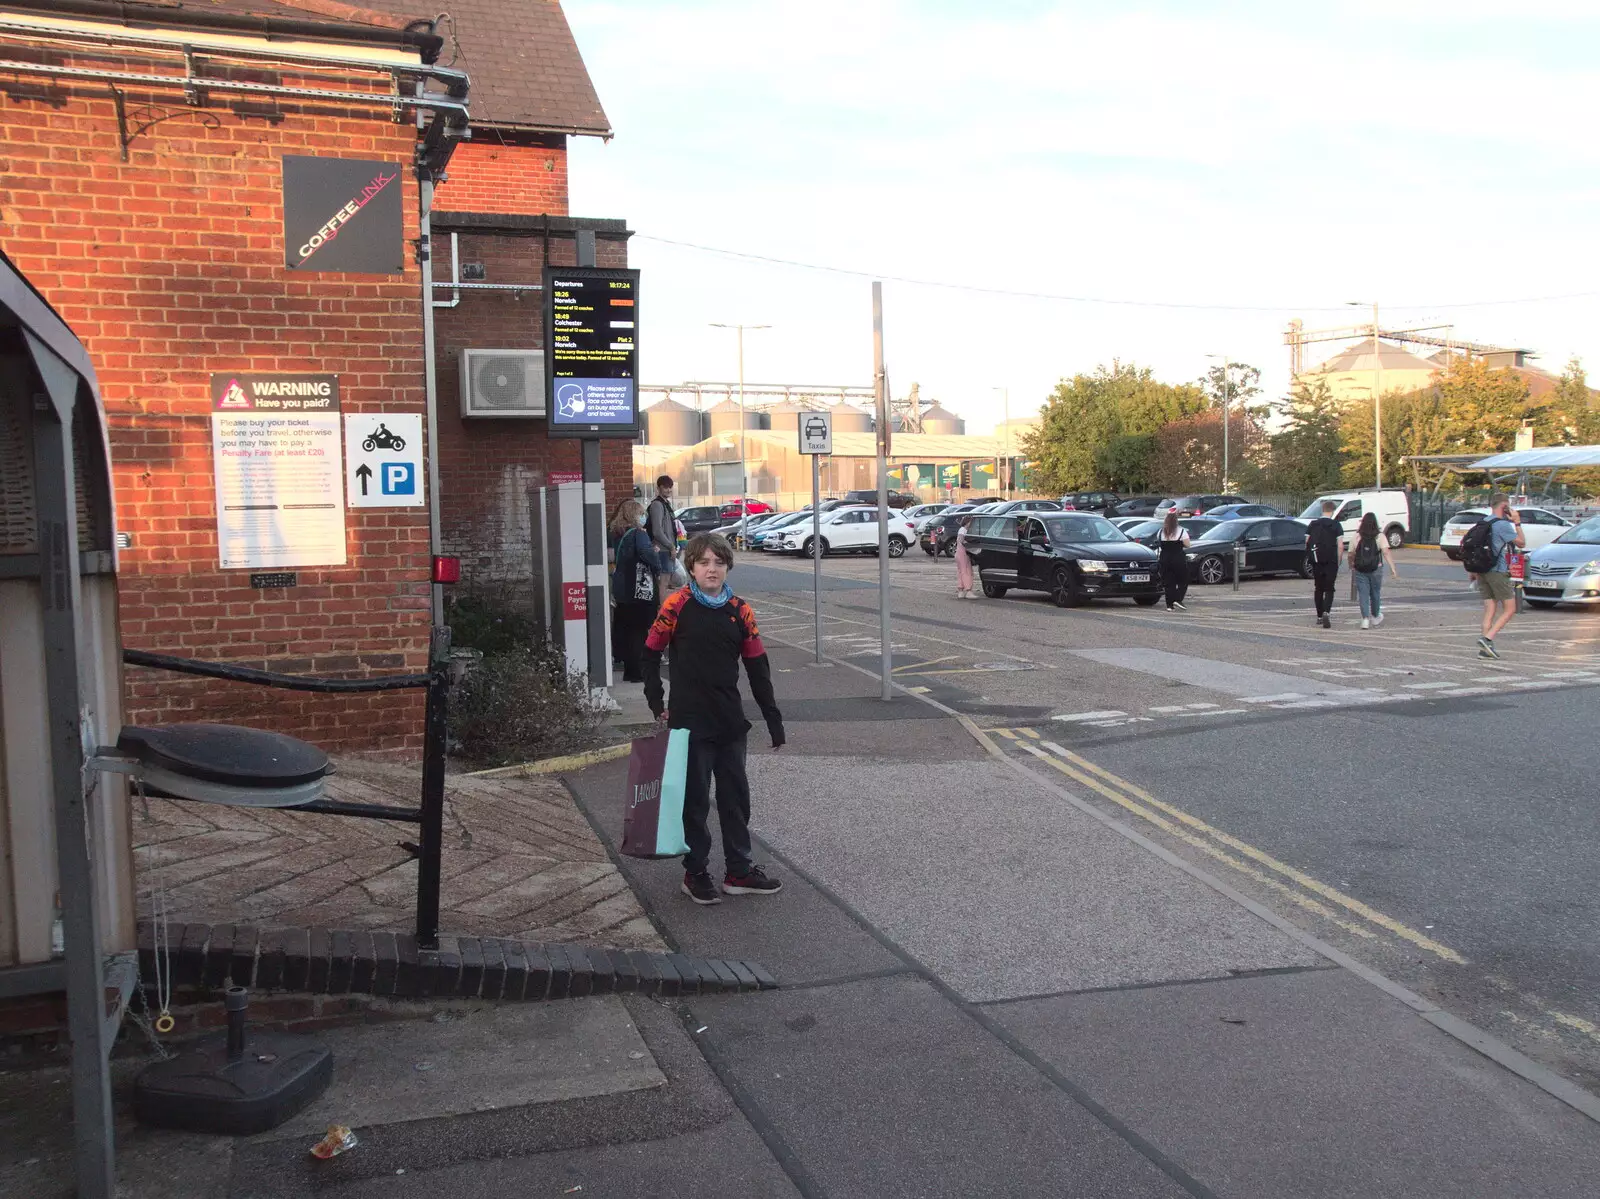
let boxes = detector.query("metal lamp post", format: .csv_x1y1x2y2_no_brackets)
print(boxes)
710,322,770,545
992,386,1011,498
1206,353,1231,491
1348,301,1383,489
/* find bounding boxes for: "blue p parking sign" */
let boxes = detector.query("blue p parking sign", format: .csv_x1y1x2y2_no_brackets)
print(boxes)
382,462,416,495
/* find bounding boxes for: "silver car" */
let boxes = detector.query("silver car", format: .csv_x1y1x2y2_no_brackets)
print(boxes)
1522,513,1600,607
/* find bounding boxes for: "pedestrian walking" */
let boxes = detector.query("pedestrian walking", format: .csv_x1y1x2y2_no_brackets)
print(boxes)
646,474,681,595
1304,499,1347,628
954,516,977,598
642,532,786,905
609,499,669,683
1461,492,1525,659
1347,512,1399,629
1156,511,1191,611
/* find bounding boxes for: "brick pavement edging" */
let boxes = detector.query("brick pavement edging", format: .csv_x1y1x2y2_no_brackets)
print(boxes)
136,921,777,1003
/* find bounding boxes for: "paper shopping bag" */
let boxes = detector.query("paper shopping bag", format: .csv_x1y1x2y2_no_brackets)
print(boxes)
621,728,691,858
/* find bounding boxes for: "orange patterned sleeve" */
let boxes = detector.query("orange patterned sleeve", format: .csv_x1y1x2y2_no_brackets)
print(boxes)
645,588,689,652
734,598,766,659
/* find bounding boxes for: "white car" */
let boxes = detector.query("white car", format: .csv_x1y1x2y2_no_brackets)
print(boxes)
1438,506,1572,560
902,502,951,523
1298,489,1410,548
762,506,918,558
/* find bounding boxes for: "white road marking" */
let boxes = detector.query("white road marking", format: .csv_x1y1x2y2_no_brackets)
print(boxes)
1241,693,1305,703
1053,710,1127,723
1404,681,1459,690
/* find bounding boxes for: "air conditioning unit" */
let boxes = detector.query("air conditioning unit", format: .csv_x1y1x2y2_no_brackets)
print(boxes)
459,348,545,418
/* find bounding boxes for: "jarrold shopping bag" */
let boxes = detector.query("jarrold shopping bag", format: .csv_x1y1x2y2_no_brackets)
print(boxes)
621,728,691,858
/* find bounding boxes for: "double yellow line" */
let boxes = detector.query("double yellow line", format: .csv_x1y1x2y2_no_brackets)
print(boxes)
991,728,1467,965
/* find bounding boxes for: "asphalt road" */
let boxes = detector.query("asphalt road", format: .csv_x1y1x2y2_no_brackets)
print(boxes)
737,543,1600,1094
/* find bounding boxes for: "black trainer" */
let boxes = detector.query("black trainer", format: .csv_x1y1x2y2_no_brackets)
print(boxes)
723,866,783,895
682,871,722,905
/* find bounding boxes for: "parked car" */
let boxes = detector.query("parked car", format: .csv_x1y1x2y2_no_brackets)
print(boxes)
1298,489,1410,548
917,502,979,535
1184,517,1312,585
712,510,788,543
980,498,1063,517
1059,490,1121,515
903,502,951,523
1438,506,1572,559
1204,502,1289,521
967,512,1162,606
746,511,814,549
1110,516,1151,533
675,505,724,535
1522,513,1600,607
1163,493,1247,518
920,507,980,556
1120,517,1221,549
763,506,918,558
718,498,773,520
1114,495,1166,518
841,489,917,509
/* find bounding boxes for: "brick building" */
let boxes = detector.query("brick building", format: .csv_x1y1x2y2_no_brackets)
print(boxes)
0,0,627,751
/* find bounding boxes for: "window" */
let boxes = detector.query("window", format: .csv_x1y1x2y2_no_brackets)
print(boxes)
1048,515,1121,543
996,517,1018,540
1335,501,1359,522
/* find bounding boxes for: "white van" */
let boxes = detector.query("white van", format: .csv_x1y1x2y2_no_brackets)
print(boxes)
1298,490,1410,548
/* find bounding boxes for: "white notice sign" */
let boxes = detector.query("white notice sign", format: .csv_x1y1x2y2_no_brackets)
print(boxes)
798,410,832,454
344,413,424,507
209,373,346,570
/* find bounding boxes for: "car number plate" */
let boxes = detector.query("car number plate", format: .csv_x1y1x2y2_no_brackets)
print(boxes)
1525,580,1558,589
1123,573,1151,583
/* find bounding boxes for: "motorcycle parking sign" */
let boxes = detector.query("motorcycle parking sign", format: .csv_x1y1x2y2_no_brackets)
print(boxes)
344,413,424,507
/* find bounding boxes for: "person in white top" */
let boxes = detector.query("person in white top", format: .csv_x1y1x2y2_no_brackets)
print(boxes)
1156,511,1191,611
954,517,977,599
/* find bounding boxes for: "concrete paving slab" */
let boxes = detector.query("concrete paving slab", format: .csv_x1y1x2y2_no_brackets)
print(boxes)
567,761,906,984
253,996,664,1140
690,974,1192,1199
749,754,1319,1001
988,967,1600,1199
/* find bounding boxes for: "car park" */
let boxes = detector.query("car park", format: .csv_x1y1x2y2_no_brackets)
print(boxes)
1438,506,1572,559
1203,502,1288,520
1120,517,1221,550
712,510,788,543
1184,517,1312,584
1522,513,1600,607
903,502,951,523
763,505,918,558
1059,491,1121,515
1298,489,1410,548
842,488,917,509
966,512,1162,606
744,511,813,548
718,498,773,520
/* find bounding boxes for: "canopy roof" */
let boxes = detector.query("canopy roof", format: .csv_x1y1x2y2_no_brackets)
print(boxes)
1471,446,1600,469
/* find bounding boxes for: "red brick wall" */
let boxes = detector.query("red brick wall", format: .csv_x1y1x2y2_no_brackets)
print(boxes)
0,59,432,752
433,226,632,595
433,136,568,216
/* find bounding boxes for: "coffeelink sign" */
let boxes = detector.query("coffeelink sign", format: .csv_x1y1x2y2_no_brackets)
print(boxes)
282,155,404,274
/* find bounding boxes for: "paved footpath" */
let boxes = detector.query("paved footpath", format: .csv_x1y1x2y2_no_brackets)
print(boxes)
569,639,1600,1199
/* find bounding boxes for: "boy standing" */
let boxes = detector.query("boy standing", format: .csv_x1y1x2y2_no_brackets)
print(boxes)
1304,500,1347,628
642,533,785,905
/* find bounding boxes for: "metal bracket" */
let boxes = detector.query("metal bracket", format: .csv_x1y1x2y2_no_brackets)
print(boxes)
109,83,220,161
181,46,200,106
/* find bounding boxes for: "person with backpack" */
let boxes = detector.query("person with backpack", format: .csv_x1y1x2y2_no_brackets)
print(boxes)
610,499,670,683
1156,510,1191,611
643,532,785,905
1461,493,1525,659
1347,512,1399,629
1303,500,1347,628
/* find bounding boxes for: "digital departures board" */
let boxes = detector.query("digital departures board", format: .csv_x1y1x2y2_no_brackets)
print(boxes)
543,266,642,438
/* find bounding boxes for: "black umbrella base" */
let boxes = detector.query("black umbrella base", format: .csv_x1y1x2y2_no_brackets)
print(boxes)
133,1031,333,1135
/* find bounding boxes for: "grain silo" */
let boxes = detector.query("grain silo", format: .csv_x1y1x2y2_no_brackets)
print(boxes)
707,397,769,436
644,396,705,446
765,399,809,432
830,402,873,433
918,402,965,435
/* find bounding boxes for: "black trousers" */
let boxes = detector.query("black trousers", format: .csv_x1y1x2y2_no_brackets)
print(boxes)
681,733,752,878
614,600,655,682
1158,545,1188,606
1311,563,1338,616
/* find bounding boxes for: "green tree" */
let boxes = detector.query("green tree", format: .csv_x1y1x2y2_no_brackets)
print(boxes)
1150,410,1266,493
1267,379,1344,494
1022,362,1206,492
1437,357,1528,451
1199,360,1265,420
1094,433,1157,492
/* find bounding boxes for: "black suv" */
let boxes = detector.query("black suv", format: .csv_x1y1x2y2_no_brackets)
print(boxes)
1161,493,1246,518
675,505,724,535
1184,517,1313,585
842,489,916,509
1114,495,1166,518
966,511,1162,607
1060,490,1121,516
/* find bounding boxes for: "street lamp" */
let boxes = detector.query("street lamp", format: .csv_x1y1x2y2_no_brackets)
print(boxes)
991,386,1011,498
1206,353,1230,491
709,322,771,546
1348,300,1382,490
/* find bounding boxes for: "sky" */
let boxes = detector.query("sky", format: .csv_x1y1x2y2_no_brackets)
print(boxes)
565,1,1600,434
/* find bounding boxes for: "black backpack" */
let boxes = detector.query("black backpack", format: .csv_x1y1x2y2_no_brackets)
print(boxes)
1354,534,1382,573
1460,520,1500,574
